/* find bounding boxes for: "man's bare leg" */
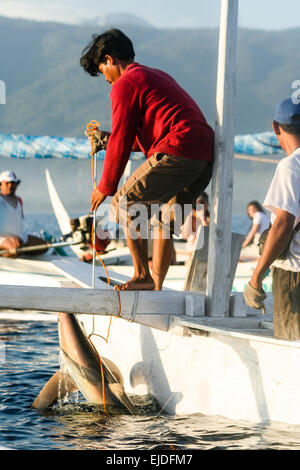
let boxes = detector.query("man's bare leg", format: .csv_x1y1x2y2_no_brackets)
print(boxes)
151,227,174,290
120,227,155,290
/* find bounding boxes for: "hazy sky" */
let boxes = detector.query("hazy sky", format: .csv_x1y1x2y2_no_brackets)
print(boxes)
0,0,300,30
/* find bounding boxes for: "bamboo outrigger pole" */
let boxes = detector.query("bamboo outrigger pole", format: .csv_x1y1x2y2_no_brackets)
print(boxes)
206,0,239,316
0,239,81,256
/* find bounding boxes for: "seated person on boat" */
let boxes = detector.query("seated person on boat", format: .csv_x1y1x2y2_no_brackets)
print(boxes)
0,170,48,257
81,29,214,290
240,200,270,259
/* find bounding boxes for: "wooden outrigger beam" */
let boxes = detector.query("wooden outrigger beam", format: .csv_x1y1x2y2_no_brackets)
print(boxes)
0,285,205,319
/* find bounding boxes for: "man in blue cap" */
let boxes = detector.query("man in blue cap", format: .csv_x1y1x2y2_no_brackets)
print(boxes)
244,98,300,339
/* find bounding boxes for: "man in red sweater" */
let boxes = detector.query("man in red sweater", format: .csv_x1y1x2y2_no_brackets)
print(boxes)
80,29,214,290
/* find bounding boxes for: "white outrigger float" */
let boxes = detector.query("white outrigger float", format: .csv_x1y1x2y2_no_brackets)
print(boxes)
1,0,298,425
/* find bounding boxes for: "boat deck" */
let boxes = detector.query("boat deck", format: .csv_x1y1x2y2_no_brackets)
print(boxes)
174,314,274,339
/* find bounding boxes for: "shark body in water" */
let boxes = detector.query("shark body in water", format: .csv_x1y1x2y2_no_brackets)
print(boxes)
32,312,136,414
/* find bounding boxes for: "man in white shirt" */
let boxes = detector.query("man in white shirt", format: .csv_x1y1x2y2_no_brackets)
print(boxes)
244,98,300,340
0,170,47,257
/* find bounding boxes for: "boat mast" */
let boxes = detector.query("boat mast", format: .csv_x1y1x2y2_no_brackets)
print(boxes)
206,0,239,316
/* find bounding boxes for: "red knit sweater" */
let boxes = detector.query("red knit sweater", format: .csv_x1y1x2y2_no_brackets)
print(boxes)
98,63,214,196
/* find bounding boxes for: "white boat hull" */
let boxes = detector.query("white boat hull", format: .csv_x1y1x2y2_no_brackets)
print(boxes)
0,256,67,287
80,312,300,424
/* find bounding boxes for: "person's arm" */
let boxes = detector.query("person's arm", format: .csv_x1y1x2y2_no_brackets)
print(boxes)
242,223,260,248
0,235,23,257
249,208,295,290
86,130,139,153
90,190,107,212
97,79,141,196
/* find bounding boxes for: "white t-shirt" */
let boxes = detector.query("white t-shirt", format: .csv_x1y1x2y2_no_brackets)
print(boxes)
252,211,270,234
0,195,27,245
252,211,270,243
263,147,300,272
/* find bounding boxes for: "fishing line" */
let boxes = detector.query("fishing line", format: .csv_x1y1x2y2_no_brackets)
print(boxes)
86,120,124,414
154,392,176,418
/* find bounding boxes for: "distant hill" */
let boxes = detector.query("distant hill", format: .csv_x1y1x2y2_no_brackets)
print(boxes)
82,13,152,28
0,16,300,138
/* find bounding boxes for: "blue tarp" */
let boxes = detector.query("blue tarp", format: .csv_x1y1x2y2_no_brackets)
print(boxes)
234,132,282,156
0,133,142,160
0,131,283,160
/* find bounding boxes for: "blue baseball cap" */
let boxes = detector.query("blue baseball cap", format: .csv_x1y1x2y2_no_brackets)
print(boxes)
274,98,300,124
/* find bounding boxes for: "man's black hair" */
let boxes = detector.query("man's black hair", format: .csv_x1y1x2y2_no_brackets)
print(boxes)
275,119,300,136
196,192,209,204
247,200,265,214
80,29,135,76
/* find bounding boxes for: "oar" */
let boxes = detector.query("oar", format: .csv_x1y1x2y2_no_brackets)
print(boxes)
0,239,82,256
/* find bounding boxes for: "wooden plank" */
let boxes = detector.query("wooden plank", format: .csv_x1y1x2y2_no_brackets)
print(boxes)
184,226,208,292
206,0,239,317
185,293,205,317
171,314,269,332
52,259,109,288
230,232,244,288
53,259,173,330
184,226,243,294
0,285,192,317
229,292,274,318
52,258,143,290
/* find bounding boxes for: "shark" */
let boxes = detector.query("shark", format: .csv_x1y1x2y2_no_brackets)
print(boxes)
31,312,136,414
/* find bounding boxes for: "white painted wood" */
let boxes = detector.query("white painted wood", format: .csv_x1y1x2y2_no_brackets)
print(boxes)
0,256,67,287
229,292,248,317
229,292,274,318
171,314,269,332
52,258,130,289
0,285,192,317
185,293,205,317
184,226,208,292
207,0,239,316
184,227,243,294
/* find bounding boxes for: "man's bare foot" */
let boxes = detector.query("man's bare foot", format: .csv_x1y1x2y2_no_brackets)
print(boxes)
120,275,155,290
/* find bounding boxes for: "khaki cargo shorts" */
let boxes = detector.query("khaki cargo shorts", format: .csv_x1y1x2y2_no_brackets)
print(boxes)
272,266,300,340
110,153,212,237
